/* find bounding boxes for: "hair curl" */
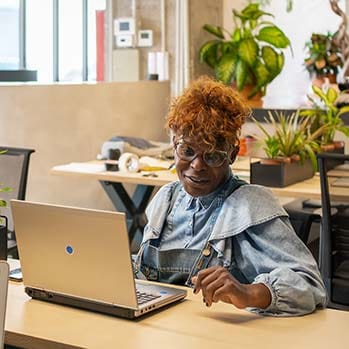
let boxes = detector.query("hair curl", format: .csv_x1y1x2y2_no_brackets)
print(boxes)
165,76,251,151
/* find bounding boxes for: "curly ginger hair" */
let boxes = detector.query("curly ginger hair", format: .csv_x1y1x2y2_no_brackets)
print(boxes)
165,76,251,152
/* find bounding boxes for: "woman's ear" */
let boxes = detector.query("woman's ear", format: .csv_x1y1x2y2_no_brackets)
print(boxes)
172,135,177,149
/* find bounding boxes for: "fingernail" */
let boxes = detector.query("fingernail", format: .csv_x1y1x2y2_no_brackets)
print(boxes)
193,288,197,294
203,298,206,303
205,302,209,307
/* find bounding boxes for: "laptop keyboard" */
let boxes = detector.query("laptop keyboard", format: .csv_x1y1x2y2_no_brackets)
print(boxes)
136,289,161,305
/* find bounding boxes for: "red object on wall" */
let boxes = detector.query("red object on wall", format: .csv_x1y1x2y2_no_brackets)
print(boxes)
96,10,105,81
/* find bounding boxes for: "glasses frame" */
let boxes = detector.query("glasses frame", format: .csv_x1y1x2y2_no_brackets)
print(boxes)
174,141,230,168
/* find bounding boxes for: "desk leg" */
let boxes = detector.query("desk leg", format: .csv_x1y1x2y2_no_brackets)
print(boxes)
99,181,155,244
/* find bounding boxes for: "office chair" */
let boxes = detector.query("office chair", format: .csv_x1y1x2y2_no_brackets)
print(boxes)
283,199,321,245
318,152,349,310
0,146,35,259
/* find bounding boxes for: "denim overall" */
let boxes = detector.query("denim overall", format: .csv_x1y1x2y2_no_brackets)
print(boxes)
135,177,248,286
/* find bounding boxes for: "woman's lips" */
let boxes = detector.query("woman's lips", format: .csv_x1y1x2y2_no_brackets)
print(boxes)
185,175,209,184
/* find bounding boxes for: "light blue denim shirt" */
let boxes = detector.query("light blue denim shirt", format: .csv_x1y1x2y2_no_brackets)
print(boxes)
139,173,327,316
159,176,229,251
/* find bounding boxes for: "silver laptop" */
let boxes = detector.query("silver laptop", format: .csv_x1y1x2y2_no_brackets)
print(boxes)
10,200,187,319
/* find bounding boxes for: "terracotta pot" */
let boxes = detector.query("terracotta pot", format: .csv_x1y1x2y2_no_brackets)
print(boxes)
320,142,345,169
238,136,257,157
312,73,337,88
333,140,345,149
232,83,263,108
321,144,336,152
260,157,291,165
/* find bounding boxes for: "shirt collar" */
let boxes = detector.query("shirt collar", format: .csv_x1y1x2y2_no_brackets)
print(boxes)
184,172,233,210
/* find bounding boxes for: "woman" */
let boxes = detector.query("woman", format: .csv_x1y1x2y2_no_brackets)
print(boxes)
135,76,327,316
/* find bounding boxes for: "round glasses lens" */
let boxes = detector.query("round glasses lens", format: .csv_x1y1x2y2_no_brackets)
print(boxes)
176,143,196,161
203,151,227,167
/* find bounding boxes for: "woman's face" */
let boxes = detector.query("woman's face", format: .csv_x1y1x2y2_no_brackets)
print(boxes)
174,136,231,197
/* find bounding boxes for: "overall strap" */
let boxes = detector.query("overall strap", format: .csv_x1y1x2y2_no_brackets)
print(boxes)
185,176,246,286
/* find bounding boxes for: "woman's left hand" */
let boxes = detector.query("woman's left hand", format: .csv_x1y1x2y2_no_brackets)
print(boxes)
191,266,271,309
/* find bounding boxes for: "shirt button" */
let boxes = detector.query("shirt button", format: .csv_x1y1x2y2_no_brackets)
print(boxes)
202,248,211,256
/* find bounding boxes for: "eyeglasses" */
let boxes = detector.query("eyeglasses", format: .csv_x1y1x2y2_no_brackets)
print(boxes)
174,141,229,168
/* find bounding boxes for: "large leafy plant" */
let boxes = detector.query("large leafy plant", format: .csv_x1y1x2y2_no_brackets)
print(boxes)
301,85,349,146
252,111,327,170
199,3,291,98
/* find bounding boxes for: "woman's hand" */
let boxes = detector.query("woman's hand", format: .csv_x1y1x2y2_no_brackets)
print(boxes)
191,266,272,309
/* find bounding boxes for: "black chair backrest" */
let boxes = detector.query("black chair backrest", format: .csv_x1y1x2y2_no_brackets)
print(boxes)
0,146,35,231
317,152,349,310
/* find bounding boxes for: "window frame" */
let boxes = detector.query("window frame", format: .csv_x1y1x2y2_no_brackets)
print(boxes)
19,0,92,82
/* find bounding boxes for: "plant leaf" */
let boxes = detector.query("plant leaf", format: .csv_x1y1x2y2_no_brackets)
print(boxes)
277,52,285,71
235,59,248,91
261,46,280,77
312,85,327,101
215,53,236,84
199,40,221,68
238,38,258,67
326,87,338,104
240,3,273,21
0,186,11,192
232,28,241,42
254,59,271,88
337,105,349,117
256,26,290,48
202,24,225,39
337,125,349,136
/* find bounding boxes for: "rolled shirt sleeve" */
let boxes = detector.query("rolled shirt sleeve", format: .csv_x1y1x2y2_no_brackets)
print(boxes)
233,216,328,316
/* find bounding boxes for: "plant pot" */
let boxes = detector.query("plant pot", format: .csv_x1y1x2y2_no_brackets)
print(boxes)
312,73,337,88
319,143,345,170
250,159,314,187
238,136,258,157
232,83,263,108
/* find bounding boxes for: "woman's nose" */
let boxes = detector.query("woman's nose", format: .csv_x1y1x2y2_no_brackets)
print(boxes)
190,154,207,170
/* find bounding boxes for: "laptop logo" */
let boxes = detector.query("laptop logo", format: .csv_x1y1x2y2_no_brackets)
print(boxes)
65,245,74,255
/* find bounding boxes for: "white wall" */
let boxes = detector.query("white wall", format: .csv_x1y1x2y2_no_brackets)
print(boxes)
0,81,170,210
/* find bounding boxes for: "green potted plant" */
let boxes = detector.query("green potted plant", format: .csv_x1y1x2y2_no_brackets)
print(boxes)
300,85,349,169
199,2,291,103
304,32,343,85
250,110,327,187
301,85,349,148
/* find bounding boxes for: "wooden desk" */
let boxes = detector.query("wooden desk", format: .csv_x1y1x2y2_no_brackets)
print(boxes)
51,160,349,201
50,160,349,246
5,275,349,349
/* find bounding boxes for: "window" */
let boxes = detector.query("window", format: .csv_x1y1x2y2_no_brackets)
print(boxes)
58,0,83,81
1,0,106,82
0,0,20,69
26,0,53,81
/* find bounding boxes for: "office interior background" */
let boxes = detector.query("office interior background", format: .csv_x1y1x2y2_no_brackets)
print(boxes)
1,0,348,101
0,0,348,211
